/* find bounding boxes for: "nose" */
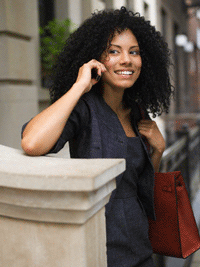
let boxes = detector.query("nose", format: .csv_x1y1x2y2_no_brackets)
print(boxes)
120,51,132,65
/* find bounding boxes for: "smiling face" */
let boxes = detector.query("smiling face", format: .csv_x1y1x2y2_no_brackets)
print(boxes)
100,29,142,93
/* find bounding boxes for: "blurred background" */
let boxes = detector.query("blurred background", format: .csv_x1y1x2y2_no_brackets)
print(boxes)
0,0,200,150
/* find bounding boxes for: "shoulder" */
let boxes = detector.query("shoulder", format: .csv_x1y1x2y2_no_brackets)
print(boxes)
82,90,100,104
70,91,102,126
80,90,103,114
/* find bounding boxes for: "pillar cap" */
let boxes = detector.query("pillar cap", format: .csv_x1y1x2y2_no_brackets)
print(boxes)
0,145,125,223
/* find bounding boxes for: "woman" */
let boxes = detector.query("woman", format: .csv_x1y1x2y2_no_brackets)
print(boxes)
21,7,173,266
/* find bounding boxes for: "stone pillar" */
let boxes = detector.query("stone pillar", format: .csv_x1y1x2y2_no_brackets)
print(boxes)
55,0,82,27
127,0,135,11
113,0,127,9
82,0,93,21
105,0,114,9
133,0,144,15
145,0,158,26
0,0,39,149
0,145,125,267
91,0,106,13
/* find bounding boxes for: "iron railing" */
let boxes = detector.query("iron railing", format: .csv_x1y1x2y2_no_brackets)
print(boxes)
161,123,200,199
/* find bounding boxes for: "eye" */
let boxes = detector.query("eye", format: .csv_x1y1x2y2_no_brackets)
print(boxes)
108,49,119,54
130,50,140,55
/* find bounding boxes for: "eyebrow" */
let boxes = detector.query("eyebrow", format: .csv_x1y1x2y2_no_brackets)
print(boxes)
110,44,139,49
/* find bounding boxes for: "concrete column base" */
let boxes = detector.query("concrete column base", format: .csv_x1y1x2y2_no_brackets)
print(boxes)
0,208,106,267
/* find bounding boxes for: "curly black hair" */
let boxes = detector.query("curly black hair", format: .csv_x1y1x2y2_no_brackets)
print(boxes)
50,7,174,116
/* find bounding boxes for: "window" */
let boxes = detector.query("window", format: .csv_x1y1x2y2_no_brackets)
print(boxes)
38,0,55,88
38,0,55,27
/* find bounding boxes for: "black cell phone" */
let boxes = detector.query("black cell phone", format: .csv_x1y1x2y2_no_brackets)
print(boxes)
91,68,101,81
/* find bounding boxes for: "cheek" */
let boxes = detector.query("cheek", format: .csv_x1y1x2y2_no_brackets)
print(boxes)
136,57,142,70
102,57,116,71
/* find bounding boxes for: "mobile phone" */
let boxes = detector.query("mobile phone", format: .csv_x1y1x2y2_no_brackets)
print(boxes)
91,68,101,81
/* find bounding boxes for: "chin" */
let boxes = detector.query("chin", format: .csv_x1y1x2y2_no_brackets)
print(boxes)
116,81,135,89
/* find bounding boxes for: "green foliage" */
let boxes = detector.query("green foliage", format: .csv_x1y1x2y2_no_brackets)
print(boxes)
40,19,74,74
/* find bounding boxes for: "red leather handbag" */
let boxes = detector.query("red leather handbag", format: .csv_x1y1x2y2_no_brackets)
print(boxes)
148,171,200,258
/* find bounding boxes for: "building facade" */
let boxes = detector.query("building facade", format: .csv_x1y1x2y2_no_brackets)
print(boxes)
187,4,200,113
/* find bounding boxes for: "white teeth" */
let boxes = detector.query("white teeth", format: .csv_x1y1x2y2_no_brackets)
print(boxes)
116,71,133,75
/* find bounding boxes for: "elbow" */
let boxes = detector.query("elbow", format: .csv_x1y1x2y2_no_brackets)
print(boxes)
21,138,42,156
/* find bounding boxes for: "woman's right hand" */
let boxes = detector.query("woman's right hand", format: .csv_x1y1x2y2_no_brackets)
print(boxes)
75,59,107,94
21,60,106,156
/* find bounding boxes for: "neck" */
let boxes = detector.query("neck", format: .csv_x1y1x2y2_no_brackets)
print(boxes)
102,86,127,114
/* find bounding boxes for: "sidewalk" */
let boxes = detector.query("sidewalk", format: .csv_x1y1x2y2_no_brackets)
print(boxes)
190,186,200,267
191,249,200,267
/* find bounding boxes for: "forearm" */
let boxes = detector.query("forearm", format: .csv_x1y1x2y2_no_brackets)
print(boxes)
150,148,164,172
21,82,85,156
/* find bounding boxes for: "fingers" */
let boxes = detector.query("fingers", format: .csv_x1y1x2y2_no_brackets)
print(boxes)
138,119,158,141
76,59,106,92
87,59,106,80
138,120,157,134
138,120,165,153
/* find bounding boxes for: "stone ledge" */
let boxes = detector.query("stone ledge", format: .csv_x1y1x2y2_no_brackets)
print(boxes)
0,30,31,40
0,145,125,191
0,145,125,223
0,196,111,224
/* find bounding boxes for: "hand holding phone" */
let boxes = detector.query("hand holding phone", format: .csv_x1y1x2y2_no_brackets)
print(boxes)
91,68,101,81
75,59,106,93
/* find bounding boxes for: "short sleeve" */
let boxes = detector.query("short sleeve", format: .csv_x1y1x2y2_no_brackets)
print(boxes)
49,99,90,153
21,98,90,154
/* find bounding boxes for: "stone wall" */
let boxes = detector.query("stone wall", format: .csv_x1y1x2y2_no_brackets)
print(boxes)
0,0,39,149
